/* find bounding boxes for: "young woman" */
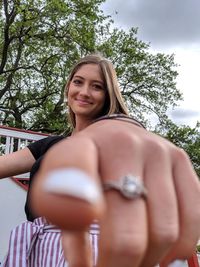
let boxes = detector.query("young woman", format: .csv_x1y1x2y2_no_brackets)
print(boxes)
0,53,129,267
1,53,200,267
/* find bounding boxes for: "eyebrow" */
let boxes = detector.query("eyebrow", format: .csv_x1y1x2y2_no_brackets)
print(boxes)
73,75,104,85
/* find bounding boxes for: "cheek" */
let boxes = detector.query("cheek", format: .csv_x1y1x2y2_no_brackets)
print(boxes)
98,92,106,107
67,86,74,103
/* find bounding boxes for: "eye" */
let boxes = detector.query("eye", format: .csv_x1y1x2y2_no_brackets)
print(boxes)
92,84,104,90
72,79,82,85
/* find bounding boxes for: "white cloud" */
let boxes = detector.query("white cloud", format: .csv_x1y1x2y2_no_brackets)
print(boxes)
101,0,200,127
175,48,200,108
169,107,200,126
102,0,200,49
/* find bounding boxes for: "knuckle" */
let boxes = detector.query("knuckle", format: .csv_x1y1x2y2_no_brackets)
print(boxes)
122,240,146,259
181,245,197,259
145,137,168,159
105,235,146,260
151,226,179,247
173,147,189,162
107,129,142,151
172,241,197,260
111,129,138,143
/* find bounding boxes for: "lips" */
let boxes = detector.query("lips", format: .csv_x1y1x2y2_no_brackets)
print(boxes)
75,98,93,105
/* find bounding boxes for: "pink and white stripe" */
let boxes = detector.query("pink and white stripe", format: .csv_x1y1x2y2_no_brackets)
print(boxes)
2,217,99,267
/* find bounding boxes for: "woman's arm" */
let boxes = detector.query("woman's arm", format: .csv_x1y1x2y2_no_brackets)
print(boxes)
0,147,35,179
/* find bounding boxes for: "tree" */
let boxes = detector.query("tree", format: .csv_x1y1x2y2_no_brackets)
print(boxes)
0,0,181,133
0,0,108,132
156,121,200,177
96,28,181,126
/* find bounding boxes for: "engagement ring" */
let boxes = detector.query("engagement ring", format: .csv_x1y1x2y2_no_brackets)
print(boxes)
103,175,147,200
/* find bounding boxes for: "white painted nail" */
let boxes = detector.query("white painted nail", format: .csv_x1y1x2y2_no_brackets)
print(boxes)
43,168,102,204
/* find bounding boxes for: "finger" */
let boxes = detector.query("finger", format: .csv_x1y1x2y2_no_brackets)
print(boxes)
140,143,179,267
30,136,105,230
61,230,93,267
161,149,200,265
96,131,148,267
97,192,147,267
31,168,103,230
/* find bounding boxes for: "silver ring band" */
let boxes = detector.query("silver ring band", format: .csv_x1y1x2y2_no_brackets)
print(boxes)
103,174,147,200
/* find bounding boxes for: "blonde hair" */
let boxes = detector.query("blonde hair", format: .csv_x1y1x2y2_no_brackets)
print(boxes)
65,53,129,128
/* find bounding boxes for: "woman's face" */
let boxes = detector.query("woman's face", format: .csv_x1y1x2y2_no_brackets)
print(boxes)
68,63,106,120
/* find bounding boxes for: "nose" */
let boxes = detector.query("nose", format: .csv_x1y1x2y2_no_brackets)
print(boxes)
79,83,90,96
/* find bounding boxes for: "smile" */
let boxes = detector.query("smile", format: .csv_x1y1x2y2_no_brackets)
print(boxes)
75,99,93,105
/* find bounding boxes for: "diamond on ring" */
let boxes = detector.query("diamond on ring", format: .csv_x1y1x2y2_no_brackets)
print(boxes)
103,175,147,200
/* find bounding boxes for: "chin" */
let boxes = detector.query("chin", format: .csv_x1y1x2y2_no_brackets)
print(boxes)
75,109,98,117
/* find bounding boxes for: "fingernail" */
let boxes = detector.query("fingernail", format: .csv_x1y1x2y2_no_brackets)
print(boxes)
43,168,102,204
168,260,186,267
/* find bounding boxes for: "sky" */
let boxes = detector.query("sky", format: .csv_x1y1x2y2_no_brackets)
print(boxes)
101,0,200,127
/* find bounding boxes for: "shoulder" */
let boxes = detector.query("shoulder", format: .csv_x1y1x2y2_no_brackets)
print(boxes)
41,135,65,147
28,135,66,160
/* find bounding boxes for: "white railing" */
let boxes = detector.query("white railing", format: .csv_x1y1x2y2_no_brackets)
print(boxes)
0,125,49,182
0,125,49,155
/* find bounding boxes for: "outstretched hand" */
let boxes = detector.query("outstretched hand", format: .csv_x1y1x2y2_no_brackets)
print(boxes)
30,120,200,267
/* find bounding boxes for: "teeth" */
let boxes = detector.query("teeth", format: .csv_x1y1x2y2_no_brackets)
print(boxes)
43,168,102,204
